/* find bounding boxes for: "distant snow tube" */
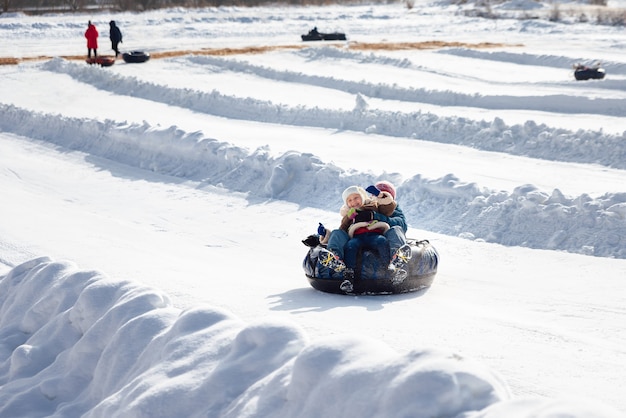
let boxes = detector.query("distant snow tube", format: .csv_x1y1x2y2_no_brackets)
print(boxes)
574,67,605,80
303,239,439,295
85,56,116,67
301,31,347,41
122,51,150,63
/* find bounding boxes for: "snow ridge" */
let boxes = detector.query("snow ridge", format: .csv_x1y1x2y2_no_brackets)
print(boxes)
439,48,626,76
185,50,626,116
40,58,626,169
0,257,513,418
2,103,625,258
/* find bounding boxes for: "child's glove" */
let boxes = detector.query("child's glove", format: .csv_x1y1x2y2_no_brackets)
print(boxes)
347,208,357,220
366,185,380,197
302,234,320,247
317,223,327,237
354,210,374,223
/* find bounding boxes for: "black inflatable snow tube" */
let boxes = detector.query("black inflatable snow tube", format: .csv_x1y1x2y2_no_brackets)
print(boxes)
122,51,150,64
574,68,605,80
303,239,439,295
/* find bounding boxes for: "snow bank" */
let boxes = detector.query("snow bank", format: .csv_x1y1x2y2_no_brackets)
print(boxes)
1,258,622,417
1,99,625,259
439,48,626,76
41,56,626,142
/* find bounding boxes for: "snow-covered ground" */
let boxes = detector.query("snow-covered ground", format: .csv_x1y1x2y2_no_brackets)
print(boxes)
1,2,626,417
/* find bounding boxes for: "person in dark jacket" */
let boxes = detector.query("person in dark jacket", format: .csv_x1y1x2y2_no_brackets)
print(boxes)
109,20,123,57
85,21,98,59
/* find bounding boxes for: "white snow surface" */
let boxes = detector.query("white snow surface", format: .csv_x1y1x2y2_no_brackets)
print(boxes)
1,2,626,417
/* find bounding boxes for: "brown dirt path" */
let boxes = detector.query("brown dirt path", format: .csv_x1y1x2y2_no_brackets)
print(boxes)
0,41,517,66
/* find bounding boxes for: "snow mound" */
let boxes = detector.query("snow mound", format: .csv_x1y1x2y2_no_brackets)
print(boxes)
1,258,622,417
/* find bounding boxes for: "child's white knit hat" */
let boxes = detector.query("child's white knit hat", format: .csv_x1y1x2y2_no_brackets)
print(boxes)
342,186,367,205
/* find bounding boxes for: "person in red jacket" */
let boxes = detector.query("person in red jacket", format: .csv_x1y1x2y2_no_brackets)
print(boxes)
85,21,99,59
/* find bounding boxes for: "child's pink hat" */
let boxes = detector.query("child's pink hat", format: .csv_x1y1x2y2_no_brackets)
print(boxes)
375,181,396,199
